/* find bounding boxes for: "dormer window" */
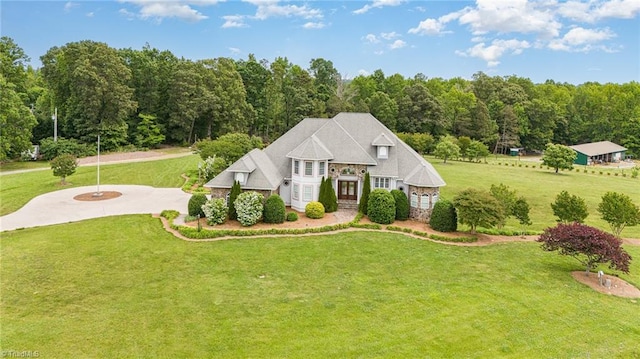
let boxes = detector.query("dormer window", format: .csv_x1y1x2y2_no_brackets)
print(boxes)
235,172,246,184
378,146,388,159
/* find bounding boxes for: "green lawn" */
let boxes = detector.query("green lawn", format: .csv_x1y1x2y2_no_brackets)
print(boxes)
0,155,200,216
428,156,640,238
1,215,639,358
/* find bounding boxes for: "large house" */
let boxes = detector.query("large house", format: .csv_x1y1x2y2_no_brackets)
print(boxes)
204,113,446,221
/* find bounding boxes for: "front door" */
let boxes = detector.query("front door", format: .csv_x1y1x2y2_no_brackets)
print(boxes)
338,180,357,201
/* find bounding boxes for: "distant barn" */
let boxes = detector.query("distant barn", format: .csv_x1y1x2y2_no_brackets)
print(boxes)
569,141,626,165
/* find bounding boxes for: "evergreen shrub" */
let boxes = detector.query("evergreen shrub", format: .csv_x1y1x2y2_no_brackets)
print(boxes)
202,198,227,225
263,194,286,224
390,189,409,220
429,199,458,232
367,189,395,224
286,212,299,222
188,193,208,217
305,201,325,219
234,191,264,226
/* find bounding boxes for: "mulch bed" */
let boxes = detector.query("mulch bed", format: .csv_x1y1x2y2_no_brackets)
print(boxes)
571,271,640,299
74,191,122,201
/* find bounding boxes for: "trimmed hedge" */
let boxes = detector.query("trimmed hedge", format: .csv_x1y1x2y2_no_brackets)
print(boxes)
286,212,299,222
429,199,457,232
263,194,286,224
305,201,325,219
390,189,409,220
188,193,208,217
367,189,396,224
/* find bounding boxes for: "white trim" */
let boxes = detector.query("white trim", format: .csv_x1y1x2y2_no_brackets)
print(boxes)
304,161,313,176
303,185,313,201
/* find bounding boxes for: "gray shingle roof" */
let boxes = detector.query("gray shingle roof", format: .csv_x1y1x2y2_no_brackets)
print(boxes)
227,155,256,173
286,135,333,160
205,112,445,190
570,141,626,156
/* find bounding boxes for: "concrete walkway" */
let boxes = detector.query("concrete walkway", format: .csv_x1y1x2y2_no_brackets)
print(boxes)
0,185,191,232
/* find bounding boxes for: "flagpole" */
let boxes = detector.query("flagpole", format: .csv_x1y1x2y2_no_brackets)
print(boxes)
94,134,102,197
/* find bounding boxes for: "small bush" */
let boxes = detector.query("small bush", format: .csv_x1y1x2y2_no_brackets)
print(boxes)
263,194,286,224
188,193,208,217
234,191,264,226
160,210,179,221
429,199,457,232
305,201,325,219
632,167,639,178
367,189,395,224
286,212,299,222
202,198,227,225
390,189,409,220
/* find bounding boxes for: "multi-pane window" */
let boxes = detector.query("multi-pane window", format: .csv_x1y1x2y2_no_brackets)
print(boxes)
410,192,418,207
292,184,299,200
373,177,390,189
294,160,300,175
303,185,313,201
420,194,430,209
431,193,439,209
319,161,325,176
305,161,313,176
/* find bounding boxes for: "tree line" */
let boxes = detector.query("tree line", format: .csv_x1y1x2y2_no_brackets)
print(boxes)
2,36,640,161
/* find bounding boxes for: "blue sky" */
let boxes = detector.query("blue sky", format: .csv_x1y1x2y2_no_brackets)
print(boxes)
3,0,639,84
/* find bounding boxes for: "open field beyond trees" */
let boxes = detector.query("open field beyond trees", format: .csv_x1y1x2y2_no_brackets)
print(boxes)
1,215,639,358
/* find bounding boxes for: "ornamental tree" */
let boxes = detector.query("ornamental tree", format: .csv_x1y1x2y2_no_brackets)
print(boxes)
551,190,588,223
538,223,632,275
453,188,504,234
541,143,576,173
50,153,78,185
228,181,241,220
597,191,640,237
359,172,371,214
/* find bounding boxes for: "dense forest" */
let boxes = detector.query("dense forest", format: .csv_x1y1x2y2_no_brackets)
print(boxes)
2,36,639,161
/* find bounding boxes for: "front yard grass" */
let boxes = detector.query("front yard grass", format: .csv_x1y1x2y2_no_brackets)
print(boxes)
2,215,638,358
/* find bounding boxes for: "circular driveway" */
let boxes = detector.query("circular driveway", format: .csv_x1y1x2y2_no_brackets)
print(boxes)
0,185,191,232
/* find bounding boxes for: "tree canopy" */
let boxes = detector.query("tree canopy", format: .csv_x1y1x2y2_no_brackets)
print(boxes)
597,192,640,237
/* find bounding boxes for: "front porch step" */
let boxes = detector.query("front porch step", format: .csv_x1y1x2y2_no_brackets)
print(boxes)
338,202,359,210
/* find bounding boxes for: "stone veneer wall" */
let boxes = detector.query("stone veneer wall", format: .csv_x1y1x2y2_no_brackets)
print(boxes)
408,185,440,222
209,188,274,202
328,163,368,180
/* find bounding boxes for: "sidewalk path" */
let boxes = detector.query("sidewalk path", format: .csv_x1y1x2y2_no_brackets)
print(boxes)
0,185,191,232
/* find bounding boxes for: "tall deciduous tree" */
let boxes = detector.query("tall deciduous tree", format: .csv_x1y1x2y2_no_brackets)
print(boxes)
40,40,137,150
397,83,445,136
597,192,640,237
538,223,631,275
542,143,576,173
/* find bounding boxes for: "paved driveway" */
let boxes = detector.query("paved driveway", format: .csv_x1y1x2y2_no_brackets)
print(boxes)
0,185,191,232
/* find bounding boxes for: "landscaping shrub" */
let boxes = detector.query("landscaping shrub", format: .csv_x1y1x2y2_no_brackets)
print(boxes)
39,137,95,160
286,212,299,222
50,153,78,184
305,201,325,219
234,191,264,226
188,193,208,217
160,209,179,221
429,199,458,232
263,194,286,224
324,177,338,212
228,181,241,220
359,172,371,214
367,189,395,224
390,189,409,220
202,198,227,225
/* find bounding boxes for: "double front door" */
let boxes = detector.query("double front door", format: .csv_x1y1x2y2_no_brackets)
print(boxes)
338,180,357,201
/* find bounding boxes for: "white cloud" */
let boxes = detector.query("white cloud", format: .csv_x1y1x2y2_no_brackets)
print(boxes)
548,27,616,52
358,69,370,76
353,0,404,15
86,12,94,17
558,0,640,22
303,21,325,29
119,8,136,20
457,0,561,39
222,15,248,28
389,39,406,49
457,39,530,67
64,2,78,12
244,0,322,20
409,18,446,35
363,34,380,43
380,31,399,40
374,50,385,55
229,47,241,54
119,0,223,22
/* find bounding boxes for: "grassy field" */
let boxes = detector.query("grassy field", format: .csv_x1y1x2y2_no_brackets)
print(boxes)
1,215,638,358
428,156,640,238
0,155,200,216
